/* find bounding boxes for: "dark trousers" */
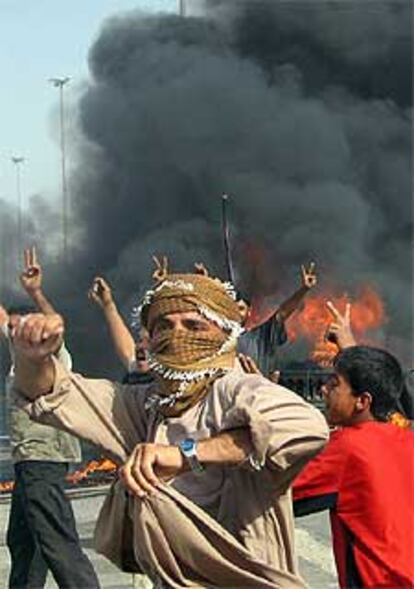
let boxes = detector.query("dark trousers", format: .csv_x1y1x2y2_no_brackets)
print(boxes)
6,461,100,589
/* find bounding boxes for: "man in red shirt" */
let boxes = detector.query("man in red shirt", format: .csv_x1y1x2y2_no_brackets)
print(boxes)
293,345,414,588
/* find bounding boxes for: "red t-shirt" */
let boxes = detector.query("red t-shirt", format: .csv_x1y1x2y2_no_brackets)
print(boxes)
293,421,414,588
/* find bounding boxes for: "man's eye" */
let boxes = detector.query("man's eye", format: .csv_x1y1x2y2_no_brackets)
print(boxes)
154,320,172,332
186,321,206,331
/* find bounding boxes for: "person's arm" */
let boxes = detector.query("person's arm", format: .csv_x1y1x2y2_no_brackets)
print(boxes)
20,247,56,315
119,374,329,497
277,262,317,322
12,312,147,462
88,277,135,370
0,305,9,339
19,247,73,370
119,428,254,497
293,429,346,516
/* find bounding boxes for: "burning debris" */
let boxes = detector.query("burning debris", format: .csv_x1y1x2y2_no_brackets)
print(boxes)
66,457,117,485
0,457,117,494
288,285,387,367
0,480,14,494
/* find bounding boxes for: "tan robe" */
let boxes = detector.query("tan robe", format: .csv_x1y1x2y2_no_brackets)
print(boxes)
15,358,328,588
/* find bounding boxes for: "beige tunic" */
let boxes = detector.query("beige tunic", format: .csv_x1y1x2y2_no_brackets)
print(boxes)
15,358,328,588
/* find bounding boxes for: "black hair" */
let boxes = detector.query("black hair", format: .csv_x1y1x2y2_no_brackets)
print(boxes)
400,372,414,420
236,290,251,307
334,346,405,421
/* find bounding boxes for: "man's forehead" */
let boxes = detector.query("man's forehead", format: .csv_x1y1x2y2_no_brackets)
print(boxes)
162,310,206,321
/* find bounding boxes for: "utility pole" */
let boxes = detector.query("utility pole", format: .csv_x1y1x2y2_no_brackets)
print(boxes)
49,76,70,263
11,156,24,264
179,0,185,17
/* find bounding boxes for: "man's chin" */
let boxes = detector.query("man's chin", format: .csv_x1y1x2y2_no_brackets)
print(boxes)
326,414,348,429
325,412,337,427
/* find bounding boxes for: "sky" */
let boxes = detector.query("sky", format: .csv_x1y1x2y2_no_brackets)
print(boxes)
0,0,178,207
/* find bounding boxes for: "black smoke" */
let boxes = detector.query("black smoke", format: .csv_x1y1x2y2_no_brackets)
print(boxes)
1,0,412,375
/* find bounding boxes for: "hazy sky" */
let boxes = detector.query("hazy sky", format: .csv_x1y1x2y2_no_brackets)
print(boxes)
0,0,178,207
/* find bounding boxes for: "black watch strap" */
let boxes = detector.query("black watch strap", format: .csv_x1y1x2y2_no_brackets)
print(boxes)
178,438,204,474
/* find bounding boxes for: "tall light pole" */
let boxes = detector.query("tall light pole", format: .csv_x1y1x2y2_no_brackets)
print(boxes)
11,156,25,263
179,0,185,17
49,76,70,263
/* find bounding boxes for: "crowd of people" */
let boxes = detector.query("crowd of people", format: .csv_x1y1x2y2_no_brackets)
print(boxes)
0,248,412,588
0,248,99,589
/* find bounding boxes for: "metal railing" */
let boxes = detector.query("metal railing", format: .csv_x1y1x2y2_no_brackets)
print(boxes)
278,369,332,407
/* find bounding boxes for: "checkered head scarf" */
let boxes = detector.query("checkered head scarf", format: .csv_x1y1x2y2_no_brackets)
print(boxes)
135,259,243,416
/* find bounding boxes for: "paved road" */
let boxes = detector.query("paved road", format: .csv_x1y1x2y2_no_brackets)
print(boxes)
0,487,338,588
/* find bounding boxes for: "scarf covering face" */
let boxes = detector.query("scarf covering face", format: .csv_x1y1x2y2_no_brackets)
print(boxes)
138,273,243,417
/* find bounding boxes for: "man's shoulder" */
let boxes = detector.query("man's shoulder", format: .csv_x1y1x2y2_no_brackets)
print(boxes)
329,423,373,447
332,421,411,459
217,365,271,388
214,365,290,403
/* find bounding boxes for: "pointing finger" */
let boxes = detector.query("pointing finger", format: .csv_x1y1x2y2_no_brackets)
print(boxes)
31,246,38,267
152,256,161,270
326,301,340,320
23,248,30,270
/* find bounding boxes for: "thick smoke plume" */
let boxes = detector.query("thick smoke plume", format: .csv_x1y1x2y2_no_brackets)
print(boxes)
1,0,412,376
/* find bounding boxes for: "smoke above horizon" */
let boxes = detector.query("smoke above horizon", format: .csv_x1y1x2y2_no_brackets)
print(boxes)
1,0,412,373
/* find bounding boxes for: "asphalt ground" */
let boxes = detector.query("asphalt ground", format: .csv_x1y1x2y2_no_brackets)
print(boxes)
0,485,338,588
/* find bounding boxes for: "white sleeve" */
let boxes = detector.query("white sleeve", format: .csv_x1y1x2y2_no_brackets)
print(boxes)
55,342,73,371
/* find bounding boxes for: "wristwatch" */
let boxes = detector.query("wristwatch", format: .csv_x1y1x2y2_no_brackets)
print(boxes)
178,438,204,474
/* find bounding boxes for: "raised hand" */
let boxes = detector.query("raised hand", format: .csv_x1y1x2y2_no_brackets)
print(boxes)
325,301,356,350
20,247,42,294
269,370,281,384
301,262,317,290
194,262,209,276
238,353,262,375
88,277,114,309
152,255,168,284
12,313,65,362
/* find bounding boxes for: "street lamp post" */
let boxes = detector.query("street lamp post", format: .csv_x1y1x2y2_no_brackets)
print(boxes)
11,156,25,263
49,76,70,263
179,0,185,17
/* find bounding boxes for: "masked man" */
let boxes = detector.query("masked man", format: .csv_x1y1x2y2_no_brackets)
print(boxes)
12,262,328,588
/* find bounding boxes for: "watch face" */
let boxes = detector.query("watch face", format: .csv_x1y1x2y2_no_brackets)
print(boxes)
181,438,195,453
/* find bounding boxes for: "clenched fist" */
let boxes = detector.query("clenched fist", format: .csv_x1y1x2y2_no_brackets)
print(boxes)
12,313,65,363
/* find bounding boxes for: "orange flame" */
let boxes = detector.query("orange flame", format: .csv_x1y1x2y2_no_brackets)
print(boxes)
0,480,14,493
0,458,117,493
288,285,386,367
66,458,117,484
388,412,412,429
